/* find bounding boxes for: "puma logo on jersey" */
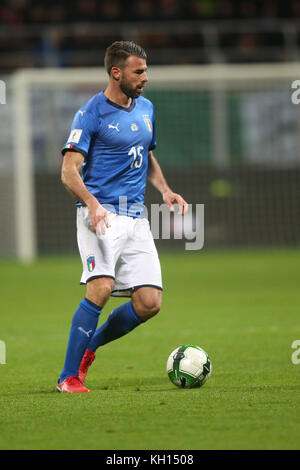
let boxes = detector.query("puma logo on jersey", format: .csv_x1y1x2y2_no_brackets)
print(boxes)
108,123,120,132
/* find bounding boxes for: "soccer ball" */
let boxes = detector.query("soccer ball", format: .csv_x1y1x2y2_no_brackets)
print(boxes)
167,344,211,388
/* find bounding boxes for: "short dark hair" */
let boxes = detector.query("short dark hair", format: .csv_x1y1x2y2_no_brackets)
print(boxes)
104,41,147,75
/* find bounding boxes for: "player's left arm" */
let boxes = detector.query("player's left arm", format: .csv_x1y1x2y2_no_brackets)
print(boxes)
147,151,188,215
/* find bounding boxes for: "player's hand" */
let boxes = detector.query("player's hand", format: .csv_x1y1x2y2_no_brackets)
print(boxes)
87,200,111,235
162,190,188,215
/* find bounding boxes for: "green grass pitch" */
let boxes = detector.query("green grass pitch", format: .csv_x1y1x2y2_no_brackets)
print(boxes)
0,248,299,450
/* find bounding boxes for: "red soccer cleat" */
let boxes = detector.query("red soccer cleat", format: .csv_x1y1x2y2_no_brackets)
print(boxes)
79,350,96,384
56,376,90,393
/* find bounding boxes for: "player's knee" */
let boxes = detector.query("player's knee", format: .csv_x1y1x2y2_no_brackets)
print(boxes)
86,277,113,307
144,302,160,319
133,294,161,321
99,283,113,299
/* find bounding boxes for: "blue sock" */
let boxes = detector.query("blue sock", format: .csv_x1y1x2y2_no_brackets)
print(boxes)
87,301,142,351
59,298,102,382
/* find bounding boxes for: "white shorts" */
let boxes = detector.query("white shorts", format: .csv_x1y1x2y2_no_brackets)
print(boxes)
77,206,162,297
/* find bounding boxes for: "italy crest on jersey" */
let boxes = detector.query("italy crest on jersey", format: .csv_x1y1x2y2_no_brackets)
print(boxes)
142,114,152,133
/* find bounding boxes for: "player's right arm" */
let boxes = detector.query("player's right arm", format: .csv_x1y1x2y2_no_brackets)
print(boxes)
61,151,110,234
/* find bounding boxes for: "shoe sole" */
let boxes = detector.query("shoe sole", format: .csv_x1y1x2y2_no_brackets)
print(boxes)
56,381,63,392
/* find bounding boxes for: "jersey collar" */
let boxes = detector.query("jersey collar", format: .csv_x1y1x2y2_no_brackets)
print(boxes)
104,94,136,113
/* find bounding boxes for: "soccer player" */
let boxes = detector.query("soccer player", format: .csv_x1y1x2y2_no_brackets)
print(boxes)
56,41,187,393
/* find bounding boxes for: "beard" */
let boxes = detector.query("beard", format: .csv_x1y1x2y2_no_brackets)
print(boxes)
119,77,143,99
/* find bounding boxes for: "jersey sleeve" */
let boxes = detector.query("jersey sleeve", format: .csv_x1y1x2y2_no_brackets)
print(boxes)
149,105,157,151
62,110,99,157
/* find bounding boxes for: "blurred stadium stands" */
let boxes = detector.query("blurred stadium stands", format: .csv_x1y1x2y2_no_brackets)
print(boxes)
1,0,300,70
1,0,300,258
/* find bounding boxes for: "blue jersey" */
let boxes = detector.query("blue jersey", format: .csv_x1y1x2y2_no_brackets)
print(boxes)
62,91,156,217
